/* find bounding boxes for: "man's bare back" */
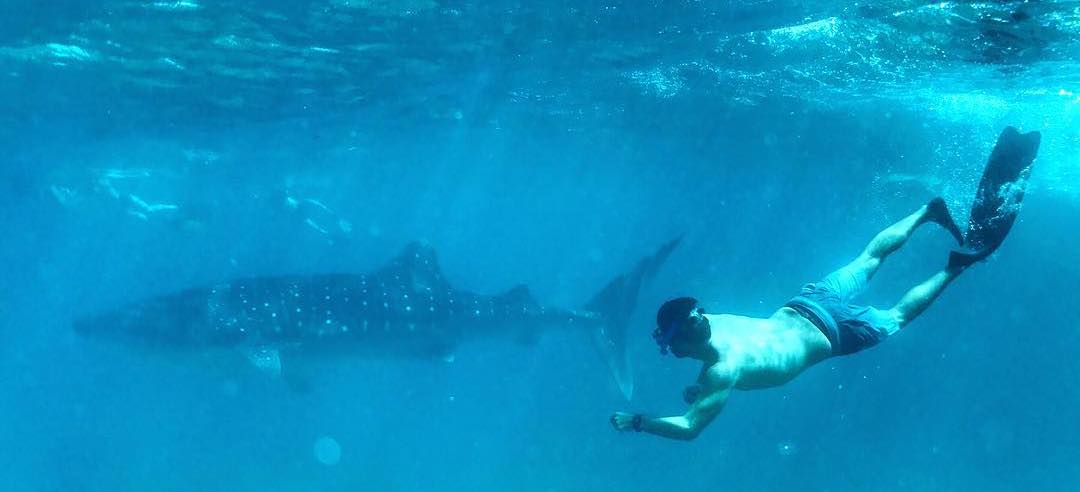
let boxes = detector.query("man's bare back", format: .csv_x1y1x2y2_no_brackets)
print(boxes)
701,310,832,391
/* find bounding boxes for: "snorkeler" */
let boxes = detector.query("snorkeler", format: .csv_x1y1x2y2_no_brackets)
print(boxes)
270,187,354,245
611,127,1040,441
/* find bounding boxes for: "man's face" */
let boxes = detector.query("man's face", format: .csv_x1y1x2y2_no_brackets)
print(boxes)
669,309,711,358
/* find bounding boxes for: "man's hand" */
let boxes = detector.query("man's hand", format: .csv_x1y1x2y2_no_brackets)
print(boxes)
610,411,643,432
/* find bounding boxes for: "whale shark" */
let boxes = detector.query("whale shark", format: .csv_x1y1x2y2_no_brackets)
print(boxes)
74,238,680,399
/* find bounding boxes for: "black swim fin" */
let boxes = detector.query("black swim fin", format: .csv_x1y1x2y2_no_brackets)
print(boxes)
949,126,1040,269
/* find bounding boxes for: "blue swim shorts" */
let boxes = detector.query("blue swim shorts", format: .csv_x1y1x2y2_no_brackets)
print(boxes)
784,262,901,356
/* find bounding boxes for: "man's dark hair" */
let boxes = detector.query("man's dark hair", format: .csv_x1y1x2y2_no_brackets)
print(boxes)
653,297,700,354
656,297,699,330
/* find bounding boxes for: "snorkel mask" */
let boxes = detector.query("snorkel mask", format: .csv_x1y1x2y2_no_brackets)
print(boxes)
652,321,682,355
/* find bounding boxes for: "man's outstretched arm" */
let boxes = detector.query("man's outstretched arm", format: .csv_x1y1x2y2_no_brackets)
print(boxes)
612,387,730,441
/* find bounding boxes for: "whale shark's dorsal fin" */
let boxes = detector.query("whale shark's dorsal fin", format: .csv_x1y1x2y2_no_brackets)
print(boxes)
388,241,449,291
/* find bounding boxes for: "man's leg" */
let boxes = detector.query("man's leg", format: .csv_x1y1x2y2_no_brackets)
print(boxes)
889,266,963,327
835,204,934,288
836,198,963,288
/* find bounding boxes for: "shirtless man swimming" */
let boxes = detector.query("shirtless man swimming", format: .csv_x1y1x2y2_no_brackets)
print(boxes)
610,127,1039,441
609,198,972,441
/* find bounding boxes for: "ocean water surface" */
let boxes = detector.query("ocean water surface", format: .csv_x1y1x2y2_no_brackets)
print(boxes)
1,1,1079,491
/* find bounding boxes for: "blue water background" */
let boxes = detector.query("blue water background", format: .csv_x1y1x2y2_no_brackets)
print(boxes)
2,1,1079,491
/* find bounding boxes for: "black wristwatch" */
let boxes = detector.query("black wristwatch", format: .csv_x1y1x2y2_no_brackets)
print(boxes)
631,414,644,432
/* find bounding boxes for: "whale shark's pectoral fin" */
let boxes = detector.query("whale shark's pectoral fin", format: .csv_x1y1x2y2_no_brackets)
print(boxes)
243,346,314,393
244,346,282,377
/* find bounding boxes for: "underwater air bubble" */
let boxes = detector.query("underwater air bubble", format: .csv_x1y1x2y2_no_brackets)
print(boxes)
314,436,342,466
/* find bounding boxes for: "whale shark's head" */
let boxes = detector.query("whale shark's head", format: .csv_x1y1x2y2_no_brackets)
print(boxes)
73,294,209,349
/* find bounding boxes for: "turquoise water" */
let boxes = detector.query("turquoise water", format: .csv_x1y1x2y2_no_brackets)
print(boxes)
2,1,1079,490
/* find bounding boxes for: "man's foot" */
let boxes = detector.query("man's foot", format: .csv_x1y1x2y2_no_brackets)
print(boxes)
926,197,965,246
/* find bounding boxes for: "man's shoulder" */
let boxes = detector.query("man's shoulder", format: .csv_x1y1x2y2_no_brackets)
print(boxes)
699,360,737,389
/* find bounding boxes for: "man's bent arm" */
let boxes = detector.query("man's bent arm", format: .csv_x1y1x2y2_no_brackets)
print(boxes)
640,387,730,441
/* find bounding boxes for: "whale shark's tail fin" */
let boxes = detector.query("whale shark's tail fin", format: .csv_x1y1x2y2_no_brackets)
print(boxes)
584,237,682,400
